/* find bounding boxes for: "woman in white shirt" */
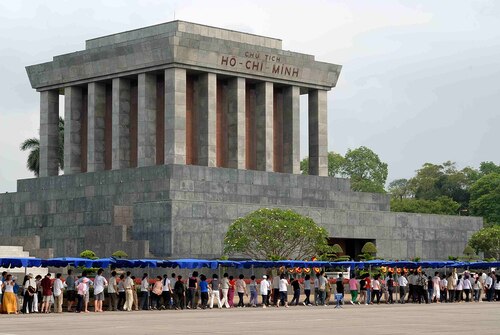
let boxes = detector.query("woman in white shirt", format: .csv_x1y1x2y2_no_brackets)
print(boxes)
462,273,472,302
455,275,464,302
260,275,270,308
277,273,289,308
473,276,482,302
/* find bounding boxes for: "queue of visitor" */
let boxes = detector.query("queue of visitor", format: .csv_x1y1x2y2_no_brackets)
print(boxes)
1,268,499,314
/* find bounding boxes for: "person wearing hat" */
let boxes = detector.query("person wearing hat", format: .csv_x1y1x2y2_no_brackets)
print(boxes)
260,275,270,308
21,273,36,314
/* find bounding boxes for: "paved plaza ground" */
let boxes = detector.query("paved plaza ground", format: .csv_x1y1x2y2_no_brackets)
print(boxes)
0,302,499,335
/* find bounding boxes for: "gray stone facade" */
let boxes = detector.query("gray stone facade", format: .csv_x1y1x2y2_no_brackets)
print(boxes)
0,164,482,259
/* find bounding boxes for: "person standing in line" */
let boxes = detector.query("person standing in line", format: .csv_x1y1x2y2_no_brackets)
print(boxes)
21,273,36,314
220,273,230,309
359,275,367,305
93,268,108,312
0,271,5,312
386,274,395,304
290,276,301,306
372,274,381,304
32,275,42,313
260,275,270,308
249,275,258,307
151,276,163,310
140,273,150,310
484,272,493,302
431,272,441,303
123,271,134,312
161,274,171,310
348,275,359,305
107,271,119,311
76,277,89,313
78,271,93,313
313,273,320,306
319,272,327,306
236,274,247,307
302,274,312,306
173,275,185,310
473,276,482,302
427,276,434,303
40,273,53,313
65,269,77,312
447,272,456,303
209,274,222,309
463,273,472,302
53,273,65,313
131,276,139,311
365,274,372,305
169,273,177,309
455,275,464,302
336,273,345,305
2,274,18,314
117,274,126,310
277,273,289,308
228,275,236,307
416,271,429,304
199,274,209,309
398,273,408,304
187,271,199,309
406,270,414,303
494,274,500,301
272,273,280,306
439,274,448,303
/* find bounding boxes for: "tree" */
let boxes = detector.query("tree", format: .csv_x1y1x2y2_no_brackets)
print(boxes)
388,178,412,200
300,151,346,177
469,173,500,225
223,208,333,260
112,250,128,259
462,245,477,262
468,226,500,260
359,242,377,260
20,116,64,176
80,249,98,260
390,196,461,215
319,243,350,261
342,146,388,193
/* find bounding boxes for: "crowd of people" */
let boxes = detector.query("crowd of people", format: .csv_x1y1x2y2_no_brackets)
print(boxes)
1,268,499,314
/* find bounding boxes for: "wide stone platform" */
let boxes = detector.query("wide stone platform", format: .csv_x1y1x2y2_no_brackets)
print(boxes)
0,164,482,259
1,303,498,335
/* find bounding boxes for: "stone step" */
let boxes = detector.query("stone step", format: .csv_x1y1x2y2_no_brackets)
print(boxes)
0,245,30,257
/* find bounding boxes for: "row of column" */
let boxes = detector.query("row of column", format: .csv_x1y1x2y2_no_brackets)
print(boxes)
38,69,328,177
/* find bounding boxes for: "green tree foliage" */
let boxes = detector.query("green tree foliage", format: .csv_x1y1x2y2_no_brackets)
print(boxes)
223,208,333,260
300,147,388,193
469,173,500,226
20,117,65,176
468,226,500,260
390,196,461,215
358,242,377,261
320,243,350,261
387,178,412,200
342,146,388,193
462,245,477,261
80,249,98,260
300,152,346,177
111,250,128,259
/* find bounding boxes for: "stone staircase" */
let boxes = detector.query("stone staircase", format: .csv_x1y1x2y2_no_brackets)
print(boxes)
0,245,48,277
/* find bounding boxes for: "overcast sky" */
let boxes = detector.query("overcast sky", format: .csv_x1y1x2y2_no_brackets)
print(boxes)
1,0,499,192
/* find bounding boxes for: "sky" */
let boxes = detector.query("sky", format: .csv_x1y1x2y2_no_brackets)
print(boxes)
1,0,499,192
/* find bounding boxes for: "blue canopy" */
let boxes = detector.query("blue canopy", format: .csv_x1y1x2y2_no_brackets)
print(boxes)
91,258,116,268
42,257,94,268
169,259,218,269
0,257,42,268
216,260,243,268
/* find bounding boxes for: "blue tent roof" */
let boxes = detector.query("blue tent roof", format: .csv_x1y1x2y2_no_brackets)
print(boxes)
169,259,218,269
0,257,42,268
42,257,94,268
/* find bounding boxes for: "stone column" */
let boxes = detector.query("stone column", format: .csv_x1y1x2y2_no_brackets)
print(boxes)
164,68,186,165
87,82,106,172
63,87,82,175
39,90,59,177
197,73,217,167
137,73,157,167
255,82,274,171
283,86,300,174
227,77,246,170
308,89,328,176
112,78,131,170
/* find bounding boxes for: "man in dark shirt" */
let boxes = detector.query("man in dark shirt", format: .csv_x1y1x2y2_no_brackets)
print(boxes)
290,277,301,305
336,274,345,305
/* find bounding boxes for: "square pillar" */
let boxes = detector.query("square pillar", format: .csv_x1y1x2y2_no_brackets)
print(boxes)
137,73,157,167
283,86,300,174
39,90,59,177
227,77,246,170
112,78,131,170
308,89,328,176
164,68,187,165
196,73,217,167
87,82,106,172
64,86,82,175
255,82,274,171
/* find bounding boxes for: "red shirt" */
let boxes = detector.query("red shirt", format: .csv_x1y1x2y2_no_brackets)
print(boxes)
41,277,53,296
365,277,372,290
